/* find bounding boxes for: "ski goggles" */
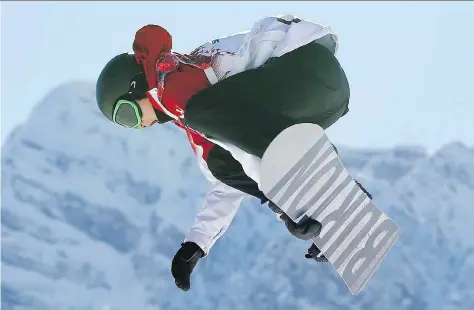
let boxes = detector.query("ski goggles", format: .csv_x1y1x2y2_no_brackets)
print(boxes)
112,56,180,129
112,73,150,128
112,94,144,129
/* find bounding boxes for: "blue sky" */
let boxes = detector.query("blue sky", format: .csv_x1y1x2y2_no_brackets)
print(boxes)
2,1,473,152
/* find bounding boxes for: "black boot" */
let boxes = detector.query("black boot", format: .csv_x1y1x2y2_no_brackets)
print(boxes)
305,243,328,262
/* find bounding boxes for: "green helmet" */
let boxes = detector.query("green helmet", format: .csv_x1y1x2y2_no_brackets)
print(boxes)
95,53,144,122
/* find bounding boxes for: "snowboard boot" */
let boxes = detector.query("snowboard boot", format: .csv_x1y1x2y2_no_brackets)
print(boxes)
267,201,322,240
305,243,328,262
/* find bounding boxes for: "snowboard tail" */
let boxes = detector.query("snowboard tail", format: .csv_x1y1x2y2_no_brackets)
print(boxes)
260,123,400,295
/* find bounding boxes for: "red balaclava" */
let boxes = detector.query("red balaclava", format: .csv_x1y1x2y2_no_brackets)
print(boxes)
132,24,211,118
133,24,172,89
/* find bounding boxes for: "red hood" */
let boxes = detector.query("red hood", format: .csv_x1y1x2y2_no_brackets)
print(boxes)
133,24,172,89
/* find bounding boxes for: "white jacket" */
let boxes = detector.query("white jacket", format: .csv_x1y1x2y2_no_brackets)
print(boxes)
169,14,339,254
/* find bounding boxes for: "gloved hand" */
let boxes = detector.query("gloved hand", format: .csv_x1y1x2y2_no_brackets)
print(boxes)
268,201,322,240
171,242,204,291
280,213,322,240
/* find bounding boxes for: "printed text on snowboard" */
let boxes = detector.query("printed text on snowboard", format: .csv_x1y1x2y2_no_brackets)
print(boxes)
266,136,399,294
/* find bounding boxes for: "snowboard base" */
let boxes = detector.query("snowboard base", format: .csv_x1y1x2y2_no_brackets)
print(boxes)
260,123,400,295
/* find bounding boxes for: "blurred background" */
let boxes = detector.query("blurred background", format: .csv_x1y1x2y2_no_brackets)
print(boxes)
1,1,473,310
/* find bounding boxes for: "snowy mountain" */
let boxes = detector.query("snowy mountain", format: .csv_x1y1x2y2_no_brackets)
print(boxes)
2,81,474,310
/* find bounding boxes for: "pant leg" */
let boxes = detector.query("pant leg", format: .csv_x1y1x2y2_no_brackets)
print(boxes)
184,42,350,158
206,144,266,201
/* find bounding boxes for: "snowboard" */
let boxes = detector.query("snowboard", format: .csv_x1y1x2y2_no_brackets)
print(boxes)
260,123,400,295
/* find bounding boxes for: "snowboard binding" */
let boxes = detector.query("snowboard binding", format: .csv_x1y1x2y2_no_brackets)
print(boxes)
305,243,328,262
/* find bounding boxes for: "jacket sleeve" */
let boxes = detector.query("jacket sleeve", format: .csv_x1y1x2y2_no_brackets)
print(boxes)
183,177,246,255
188,15,338,83
241,14,339,69
182,128,252,255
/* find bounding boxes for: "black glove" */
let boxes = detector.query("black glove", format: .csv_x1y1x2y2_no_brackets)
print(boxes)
171,242,204,291
268,202,322,240
280,213,322,240
305,243,328,262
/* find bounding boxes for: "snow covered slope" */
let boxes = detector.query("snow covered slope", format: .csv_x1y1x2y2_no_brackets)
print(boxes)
2,82,473,310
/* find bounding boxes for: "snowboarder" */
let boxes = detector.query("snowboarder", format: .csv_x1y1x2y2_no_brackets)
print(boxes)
95,14,371,291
